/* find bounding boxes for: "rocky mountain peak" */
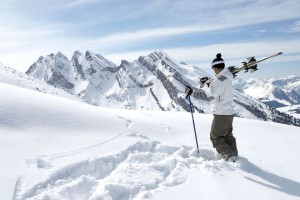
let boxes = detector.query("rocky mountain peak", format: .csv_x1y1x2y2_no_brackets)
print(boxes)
25,50,300,126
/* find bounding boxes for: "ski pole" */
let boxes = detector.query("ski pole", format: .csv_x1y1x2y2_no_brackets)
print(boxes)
187,95,200,154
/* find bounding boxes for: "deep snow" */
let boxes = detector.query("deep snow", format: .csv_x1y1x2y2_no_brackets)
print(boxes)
1,83,300,200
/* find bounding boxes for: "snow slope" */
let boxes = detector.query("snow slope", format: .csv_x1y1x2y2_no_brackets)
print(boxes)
1,83,300,200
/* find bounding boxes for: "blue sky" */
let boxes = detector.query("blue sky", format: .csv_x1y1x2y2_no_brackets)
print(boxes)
0,0,299,79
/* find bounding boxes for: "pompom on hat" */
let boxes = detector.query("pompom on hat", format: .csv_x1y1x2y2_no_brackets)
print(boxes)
211,53,225,69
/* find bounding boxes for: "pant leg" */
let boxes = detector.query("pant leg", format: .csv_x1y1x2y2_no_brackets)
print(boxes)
224,116,238,156
210,115,236,159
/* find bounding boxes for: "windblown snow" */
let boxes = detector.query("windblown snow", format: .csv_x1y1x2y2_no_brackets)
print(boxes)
1,82,300,200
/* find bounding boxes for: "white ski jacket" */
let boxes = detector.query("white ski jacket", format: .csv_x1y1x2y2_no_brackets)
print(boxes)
192,68,234,115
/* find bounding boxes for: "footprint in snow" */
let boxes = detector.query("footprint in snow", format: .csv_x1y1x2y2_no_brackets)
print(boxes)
160,123,172,132
126,131,150,139
25,156,52,169
117,115,133,128
142,113,152,117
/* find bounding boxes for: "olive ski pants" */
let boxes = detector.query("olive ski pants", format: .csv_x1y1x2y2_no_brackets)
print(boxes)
210,115,238,159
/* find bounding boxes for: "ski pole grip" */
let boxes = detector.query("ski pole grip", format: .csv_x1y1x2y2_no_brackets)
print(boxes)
185,86,193,99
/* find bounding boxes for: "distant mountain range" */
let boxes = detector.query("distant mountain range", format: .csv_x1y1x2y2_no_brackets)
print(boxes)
25,50,212,111
233,76,300,108
1,50,299,126
233,76,300,120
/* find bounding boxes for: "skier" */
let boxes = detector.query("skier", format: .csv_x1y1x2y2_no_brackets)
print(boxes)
185,53,238,161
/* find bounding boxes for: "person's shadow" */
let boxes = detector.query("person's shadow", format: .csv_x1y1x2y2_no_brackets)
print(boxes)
238,157,300,197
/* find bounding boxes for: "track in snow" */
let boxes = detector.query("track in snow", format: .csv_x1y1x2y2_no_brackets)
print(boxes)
15,138,237,200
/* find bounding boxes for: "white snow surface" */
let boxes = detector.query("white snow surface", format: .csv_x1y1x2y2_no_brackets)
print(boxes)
1,83,300,200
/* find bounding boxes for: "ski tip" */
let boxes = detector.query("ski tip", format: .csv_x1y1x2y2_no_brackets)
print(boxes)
278,52,283,55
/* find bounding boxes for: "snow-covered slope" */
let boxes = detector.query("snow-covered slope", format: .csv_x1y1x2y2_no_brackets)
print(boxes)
1,83,300,200
25,50,300,126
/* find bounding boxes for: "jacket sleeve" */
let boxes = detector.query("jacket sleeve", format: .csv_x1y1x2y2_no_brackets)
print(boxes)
191,79,225,101
192,68,233,101
192,89,215,101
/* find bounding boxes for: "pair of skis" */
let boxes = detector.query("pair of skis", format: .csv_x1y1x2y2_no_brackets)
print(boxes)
187,52,283,154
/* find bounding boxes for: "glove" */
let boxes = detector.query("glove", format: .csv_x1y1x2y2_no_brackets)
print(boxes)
185,86,193,99
228,66,237,77
200,77,211,88
228,66,236,71
200,77,209,85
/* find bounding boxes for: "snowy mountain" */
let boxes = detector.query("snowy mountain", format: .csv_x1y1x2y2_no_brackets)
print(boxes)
0,62,84,103
233,76,300,107
233,76,300,119
26,50,207,110
25,50,300,126
277,104,300,119
1,83,300,200
26,51,120,105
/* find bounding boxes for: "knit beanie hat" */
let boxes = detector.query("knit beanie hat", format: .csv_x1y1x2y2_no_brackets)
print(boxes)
211,53,225,69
